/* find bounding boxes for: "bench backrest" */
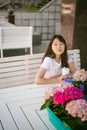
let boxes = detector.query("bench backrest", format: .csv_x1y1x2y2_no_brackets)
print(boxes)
68,49,81,69
0,53,43,88
0,26,33,57
0,49,81,88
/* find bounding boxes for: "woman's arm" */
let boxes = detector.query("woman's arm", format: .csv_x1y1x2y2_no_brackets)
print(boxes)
68,61,77,74
34,67,65,84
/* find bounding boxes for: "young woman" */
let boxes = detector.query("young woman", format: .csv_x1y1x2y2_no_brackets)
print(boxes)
35,34,85,84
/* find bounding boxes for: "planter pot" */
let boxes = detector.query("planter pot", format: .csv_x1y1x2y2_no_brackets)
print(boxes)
47,107,71,130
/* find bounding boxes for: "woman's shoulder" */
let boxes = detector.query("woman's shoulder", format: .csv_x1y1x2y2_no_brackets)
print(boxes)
43,57,53,62
44,56,52,60
41,57,53,69
42,56,53,65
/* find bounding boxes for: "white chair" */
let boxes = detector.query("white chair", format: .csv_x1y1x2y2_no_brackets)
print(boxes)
0,26,33,57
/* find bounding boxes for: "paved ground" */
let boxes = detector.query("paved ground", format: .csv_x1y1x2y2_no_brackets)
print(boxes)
33,40,49,54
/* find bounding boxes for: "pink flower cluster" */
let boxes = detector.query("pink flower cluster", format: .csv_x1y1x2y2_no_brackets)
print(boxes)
42,81,87,122
64,87,84,101
43,81,74,100
65,99,87,121
43,87,57,100
72,69,87,82
53,87,84,105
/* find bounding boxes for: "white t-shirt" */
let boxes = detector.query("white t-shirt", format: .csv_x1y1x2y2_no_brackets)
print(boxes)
41,55,73,78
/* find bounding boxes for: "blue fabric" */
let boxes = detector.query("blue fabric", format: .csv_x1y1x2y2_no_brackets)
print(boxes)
64,78,72,83
79,84,84,91
47,108,71,130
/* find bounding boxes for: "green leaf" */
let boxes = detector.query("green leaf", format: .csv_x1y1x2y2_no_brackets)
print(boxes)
40,100,51,110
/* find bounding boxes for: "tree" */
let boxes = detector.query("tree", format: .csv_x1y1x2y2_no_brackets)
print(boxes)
72,0,87,69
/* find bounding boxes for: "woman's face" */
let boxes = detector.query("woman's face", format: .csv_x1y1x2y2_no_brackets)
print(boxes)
52,38,65,56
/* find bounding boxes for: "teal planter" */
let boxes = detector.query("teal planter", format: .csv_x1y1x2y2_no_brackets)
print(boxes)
47,108,71,130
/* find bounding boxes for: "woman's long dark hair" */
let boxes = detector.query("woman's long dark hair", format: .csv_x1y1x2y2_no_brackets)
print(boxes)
42,34,69,67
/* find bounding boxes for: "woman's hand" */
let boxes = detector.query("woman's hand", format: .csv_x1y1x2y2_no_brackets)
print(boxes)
56,75,65,83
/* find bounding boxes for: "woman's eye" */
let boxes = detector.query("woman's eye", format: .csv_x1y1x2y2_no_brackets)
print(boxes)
54,43,57,46
60,42,64,45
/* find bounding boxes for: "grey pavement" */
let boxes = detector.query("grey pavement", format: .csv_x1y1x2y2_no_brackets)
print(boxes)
33,40,49,54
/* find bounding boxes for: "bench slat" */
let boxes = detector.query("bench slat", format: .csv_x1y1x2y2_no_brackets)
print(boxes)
0,70,26,78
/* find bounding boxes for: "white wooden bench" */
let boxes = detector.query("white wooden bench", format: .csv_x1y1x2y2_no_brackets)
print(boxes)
0,26,33,58
0,49,81,88
68,49,81,69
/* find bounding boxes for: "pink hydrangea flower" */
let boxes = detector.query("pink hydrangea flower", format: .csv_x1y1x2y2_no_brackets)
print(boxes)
64,86,84,101
43,87,57,100
54,81,74,93
53,91,66,105
43,81,74,101
65,99,87,121
53,86,84,105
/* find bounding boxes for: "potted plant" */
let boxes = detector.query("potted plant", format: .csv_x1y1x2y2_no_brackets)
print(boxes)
40,81,87,130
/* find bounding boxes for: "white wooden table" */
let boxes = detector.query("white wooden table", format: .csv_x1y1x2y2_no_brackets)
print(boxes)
0,84,56,130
